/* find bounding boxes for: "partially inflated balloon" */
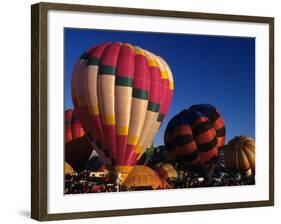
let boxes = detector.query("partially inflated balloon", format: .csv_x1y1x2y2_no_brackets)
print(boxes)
64,162,76,175
164,104,225,171
65,109,85,143
71,42,173,180
155,163,178,180
123,165,168,189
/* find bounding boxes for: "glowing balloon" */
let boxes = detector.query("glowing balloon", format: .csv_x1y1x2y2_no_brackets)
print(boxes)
123,165,168,189
71,42,174,180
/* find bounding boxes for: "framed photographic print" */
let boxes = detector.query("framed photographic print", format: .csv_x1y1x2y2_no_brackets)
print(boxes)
31,2,274,221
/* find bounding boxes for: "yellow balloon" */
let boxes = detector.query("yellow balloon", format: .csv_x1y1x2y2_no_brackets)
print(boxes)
123,165,166,189
64,162,75,175
224,136,255,172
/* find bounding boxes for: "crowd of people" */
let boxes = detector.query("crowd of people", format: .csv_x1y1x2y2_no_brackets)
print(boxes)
64,168,255,194
168,170,255,189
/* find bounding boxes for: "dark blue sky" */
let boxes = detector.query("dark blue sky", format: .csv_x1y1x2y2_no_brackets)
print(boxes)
64,28,255,145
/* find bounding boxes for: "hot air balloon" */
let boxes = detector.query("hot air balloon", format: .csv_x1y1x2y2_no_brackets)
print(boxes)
65,134,111,172
164,104,225,174
65,109,85,143
155,163,178,180
71,42,174,182
224,136,255,175
64,162,76,175
123,165,168,189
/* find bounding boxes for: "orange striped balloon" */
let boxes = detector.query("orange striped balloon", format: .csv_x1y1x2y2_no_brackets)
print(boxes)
71,42,174,179
164,104,225,170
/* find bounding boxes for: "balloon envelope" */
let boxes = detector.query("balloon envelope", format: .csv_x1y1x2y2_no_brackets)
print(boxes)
71,42,174,170
164,104,226,170
123,165,167,189
156,163,178,180
224,136,255,172
64,162,76,175
65,109,85,144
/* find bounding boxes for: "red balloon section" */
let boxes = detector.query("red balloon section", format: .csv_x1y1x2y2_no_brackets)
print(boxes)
65,109,85,144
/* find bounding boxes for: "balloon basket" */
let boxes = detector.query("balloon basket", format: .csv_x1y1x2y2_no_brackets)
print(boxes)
115,166,134,184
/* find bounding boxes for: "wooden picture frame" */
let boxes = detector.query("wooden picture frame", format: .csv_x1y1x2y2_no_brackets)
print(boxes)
31,2,274,221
